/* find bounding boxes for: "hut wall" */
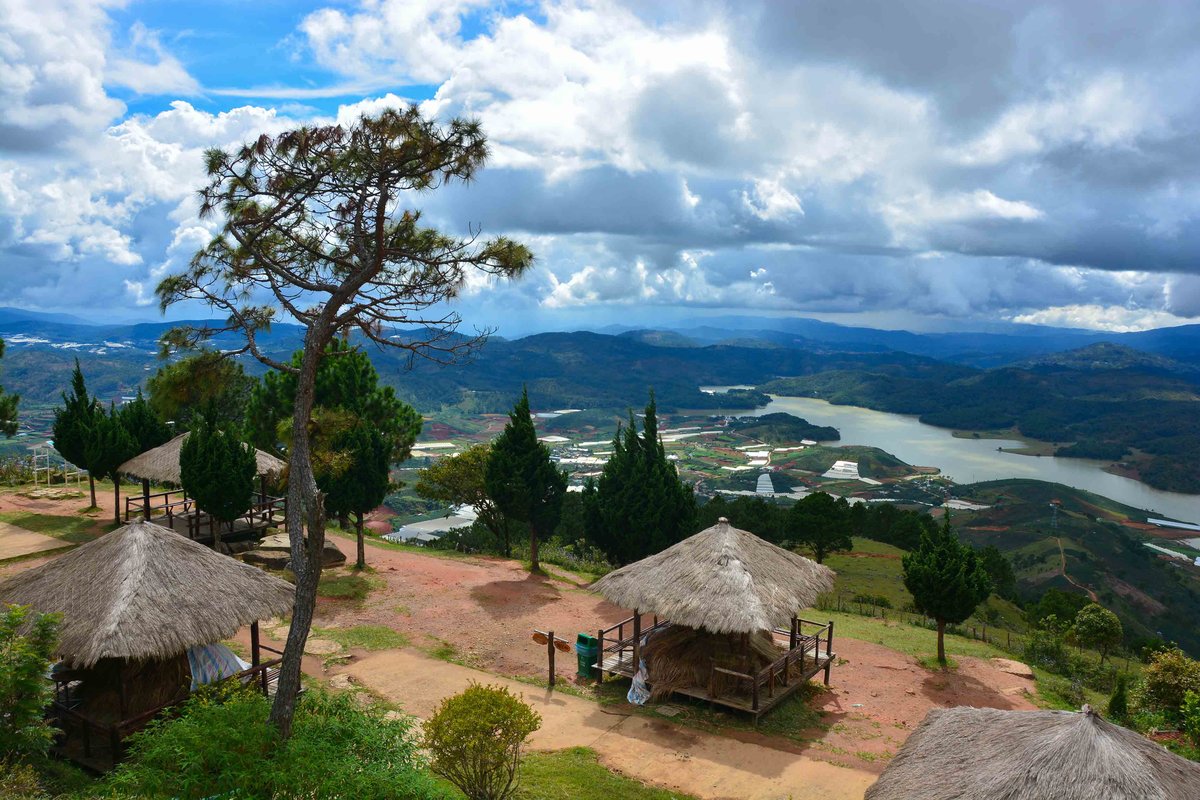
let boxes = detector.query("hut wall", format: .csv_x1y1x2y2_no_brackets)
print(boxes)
75,654,191,723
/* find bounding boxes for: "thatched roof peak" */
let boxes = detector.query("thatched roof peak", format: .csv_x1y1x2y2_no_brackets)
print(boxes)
0,520,293,667
591,517,835,634
866,705,1200,800
118,432,286,485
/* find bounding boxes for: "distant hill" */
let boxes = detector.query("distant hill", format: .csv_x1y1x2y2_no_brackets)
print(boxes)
727,412,839,444
952,479,1200,656
1016,342,1199,377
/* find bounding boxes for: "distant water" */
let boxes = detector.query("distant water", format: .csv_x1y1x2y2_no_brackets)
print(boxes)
698,389,1199,524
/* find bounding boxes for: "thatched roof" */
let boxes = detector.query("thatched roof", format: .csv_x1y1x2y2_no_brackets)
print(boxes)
0,520,294,667
118,432,286,485
866,706,1200,800
591,517,835,634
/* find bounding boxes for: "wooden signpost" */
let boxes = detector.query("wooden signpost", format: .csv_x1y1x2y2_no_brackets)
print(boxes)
532,629,573,687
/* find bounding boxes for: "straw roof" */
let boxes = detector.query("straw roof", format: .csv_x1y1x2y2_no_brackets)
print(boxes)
118,432,286,485
591,517,835,634
866,705,1200,800
0,519,294,667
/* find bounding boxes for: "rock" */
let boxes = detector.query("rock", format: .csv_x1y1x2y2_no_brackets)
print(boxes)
244,532,347,568
991,658,1035,679
303,638,342,656
328,674,355,690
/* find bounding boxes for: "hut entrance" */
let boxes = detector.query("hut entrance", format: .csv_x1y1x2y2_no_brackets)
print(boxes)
590,518,838,720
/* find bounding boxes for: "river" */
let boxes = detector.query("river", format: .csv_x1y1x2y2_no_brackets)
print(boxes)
698,389,1199,524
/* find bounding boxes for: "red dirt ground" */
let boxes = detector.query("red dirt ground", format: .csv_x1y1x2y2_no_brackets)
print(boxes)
306,534,1037,771
0,491,1040,774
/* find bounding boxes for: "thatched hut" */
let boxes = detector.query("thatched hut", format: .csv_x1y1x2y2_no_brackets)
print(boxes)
0,519,293,765
117,432,287,544
866,705,1200,800
590,517,836,716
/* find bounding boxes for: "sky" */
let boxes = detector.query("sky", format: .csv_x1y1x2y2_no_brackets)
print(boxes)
2,0,1200,336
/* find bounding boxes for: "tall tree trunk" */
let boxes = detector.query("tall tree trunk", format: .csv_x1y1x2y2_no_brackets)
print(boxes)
530,525,540,573
211,515,223,553
269,329,329,739
936,619,947,665
113,477,121,526
88,475,96,509
355,510,365,570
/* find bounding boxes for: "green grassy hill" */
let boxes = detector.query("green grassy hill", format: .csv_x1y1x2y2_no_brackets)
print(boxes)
950,479,1200,655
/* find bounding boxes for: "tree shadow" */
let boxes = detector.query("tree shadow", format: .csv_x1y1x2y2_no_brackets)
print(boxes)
469,570,563,619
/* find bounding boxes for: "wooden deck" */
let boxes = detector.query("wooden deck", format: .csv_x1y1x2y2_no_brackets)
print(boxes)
123,488,286,546
595,616,835,719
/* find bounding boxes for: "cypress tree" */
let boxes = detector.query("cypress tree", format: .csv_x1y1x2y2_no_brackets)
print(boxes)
84,404,139,526
485,389,566,572
118,390,172,453
902,512,993,665
180,415,256,552
323,424,392,570
52,360,99,508
0,338,17,437
584,392,696,564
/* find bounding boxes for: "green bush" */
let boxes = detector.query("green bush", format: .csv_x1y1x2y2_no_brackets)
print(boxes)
104,690,440,799
1182,690,1200,747
1138,647,1200,719
424,682,541,800
0,605,60,761
1108,674,1129,722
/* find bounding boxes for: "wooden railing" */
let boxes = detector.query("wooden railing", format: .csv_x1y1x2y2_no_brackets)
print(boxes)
124,489,287,538
596,612,666,676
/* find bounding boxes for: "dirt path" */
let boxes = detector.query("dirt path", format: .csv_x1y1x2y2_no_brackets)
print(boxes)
1056,536,1099,602
0,521,70,560
341,649,877,800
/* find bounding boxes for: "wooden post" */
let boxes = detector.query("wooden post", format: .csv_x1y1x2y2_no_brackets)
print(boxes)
142,479,151,521
824,620,834,685
547,629,556,688
632,609,642,670
597,628,605,683
790,616,798,650
251,621,261,667
259,474,267,505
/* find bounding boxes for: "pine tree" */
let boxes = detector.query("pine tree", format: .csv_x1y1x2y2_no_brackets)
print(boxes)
119,390,172,453
180,415,256,552
52,360,99,508
323,424,392,570
0,338,18,437
786,492,853,563
902,512,993,665
584,392,696,564
485,389,566,572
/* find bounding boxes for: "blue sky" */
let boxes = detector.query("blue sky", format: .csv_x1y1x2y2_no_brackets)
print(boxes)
3,1,1200,336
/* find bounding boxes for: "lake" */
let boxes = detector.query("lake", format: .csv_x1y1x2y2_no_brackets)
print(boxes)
698,389,1199,524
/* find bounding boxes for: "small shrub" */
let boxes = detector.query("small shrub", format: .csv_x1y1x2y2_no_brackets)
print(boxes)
0,605,60,761
1108,674,1129,722
851,593,892,609
1182,690,1200,747
106,690,439,799
0,761,46,799
1140,647,1200,719
424,682,541,800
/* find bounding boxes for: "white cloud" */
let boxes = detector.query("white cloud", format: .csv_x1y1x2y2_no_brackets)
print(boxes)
1011,304,1192,332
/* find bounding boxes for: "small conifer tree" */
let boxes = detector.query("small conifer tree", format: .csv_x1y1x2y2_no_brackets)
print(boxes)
902,512,992,665
485,389,566,572
180,415,256,551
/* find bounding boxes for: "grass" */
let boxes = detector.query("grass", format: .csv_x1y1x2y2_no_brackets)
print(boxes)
0,511,100,543
316,571,382,601
816,610,1010,663
514,747,698,800
313,624,410,651
429,639,460,662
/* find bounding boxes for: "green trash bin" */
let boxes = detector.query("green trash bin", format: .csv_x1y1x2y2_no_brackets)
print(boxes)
576,633,599,679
